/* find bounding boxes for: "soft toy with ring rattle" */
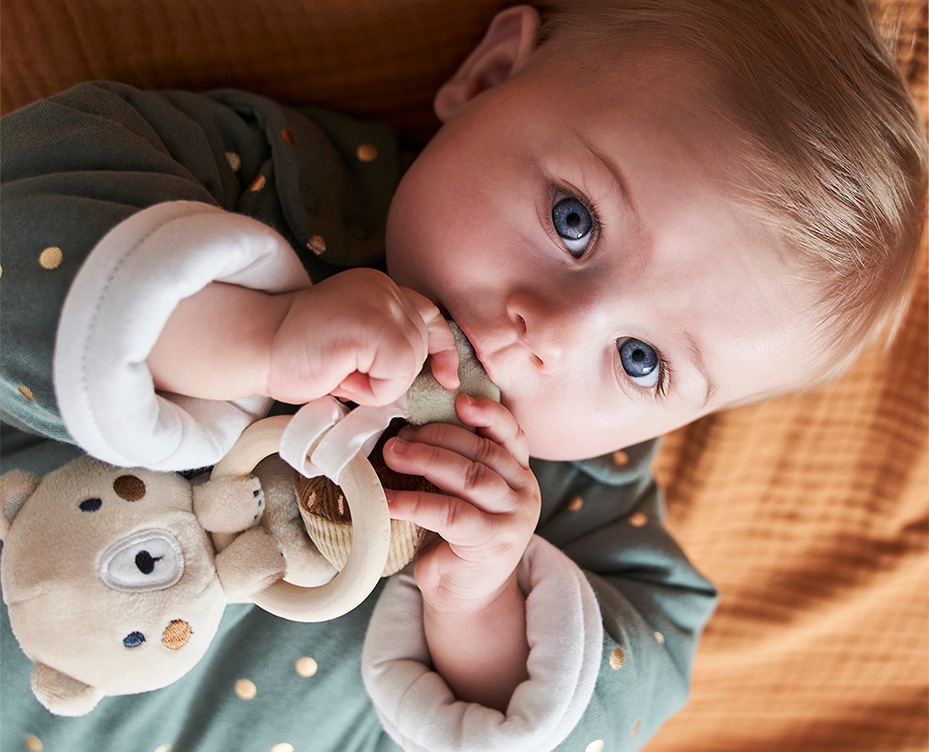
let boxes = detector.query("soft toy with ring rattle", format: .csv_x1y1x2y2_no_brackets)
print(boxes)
0,323,497,715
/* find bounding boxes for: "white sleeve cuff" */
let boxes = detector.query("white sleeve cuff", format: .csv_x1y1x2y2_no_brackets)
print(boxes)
54,200,311,471
362,535,603,752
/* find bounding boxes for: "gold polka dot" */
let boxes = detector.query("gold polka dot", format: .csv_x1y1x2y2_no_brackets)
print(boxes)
654,630,665,645
25,735,44,752
17,385,35,402
281,128,295,144
234,678,257,700
162,619,192,649
113,474,146,501
225,151,242,171
153,745,172,752
585,741,605,752
0,264,4,278
270,744,294,752
248,174,267,192
566,495,584,512
295,656,318,677
631,719,642,736
307,234,327,255
609,647,625,669
612,450,629,466
628,511,648,527
39,246,63,270
356,142,378,162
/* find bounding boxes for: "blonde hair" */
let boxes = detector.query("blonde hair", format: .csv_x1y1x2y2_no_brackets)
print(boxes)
540,0,928,378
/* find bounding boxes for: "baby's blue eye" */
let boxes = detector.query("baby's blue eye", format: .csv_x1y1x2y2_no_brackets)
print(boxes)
618,338,661,388
552,195,593,257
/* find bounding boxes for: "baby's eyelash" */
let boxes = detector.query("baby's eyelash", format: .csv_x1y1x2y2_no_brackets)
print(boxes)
653,351,673,400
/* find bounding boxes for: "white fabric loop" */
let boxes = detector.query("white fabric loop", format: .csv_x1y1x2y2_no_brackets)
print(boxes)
278,398,350,478
54,200,310,470
362,536,603,752
310,399,409,481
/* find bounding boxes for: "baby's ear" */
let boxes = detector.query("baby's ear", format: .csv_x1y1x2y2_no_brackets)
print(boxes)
434,4,541,121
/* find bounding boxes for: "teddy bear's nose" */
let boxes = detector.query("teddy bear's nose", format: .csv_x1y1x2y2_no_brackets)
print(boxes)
135,550,162,574
99,530,184,592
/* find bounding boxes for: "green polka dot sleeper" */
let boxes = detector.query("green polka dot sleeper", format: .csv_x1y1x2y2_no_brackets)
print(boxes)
0,83,716,752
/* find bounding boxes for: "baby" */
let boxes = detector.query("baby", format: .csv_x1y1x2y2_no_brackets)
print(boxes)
1,0,925,750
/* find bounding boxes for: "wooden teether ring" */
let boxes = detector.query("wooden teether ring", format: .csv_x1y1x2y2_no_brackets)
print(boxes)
210,415,392,622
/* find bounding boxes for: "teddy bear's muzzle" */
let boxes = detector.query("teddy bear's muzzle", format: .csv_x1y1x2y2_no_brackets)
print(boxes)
98,530,184,592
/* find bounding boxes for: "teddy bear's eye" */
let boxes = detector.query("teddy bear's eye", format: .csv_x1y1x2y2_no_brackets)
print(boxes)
123,632,146,648
79,498,102,512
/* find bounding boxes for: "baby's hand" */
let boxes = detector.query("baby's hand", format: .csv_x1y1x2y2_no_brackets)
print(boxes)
383,395,541,613
266,268,459,406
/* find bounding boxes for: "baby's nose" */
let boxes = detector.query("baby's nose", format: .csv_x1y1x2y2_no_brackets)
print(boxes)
507,294,569,374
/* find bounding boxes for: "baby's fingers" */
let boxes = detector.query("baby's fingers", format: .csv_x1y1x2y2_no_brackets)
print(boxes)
387,489,491,548
399,288,460,392
454,395,530,467
386,437,517,514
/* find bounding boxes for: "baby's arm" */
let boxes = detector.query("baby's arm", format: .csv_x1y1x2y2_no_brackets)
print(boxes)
3,81,457,470
147,269,459,408
1,83,298,467
363,442,718,752
0,83,225,446
382,395,540,711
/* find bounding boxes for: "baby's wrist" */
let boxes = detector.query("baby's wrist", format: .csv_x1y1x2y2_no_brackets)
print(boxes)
422,569,524,621
148,282,293,400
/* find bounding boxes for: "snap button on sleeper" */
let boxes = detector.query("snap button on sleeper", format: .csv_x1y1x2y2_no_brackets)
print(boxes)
356,142,378,162
566,495,584,512
39,246,63,269
225,151,242,171
307,234,327,255
612,450,629,466
234,678,257,700
295,656,318,677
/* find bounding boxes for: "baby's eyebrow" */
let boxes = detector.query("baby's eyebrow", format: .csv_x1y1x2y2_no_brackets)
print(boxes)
571,127,636,214
684,331,717,407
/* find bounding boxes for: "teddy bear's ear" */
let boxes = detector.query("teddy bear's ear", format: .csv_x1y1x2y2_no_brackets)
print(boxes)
30,662,104,716
0,469,40,540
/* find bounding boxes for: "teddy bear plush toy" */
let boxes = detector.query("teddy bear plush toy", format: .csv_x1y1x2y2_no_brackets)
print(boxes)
0,324,497,716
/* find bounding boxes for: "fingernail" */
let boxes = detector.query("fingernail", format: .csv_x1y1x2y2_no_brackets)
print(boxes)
389,437,408,454
384,488,395,503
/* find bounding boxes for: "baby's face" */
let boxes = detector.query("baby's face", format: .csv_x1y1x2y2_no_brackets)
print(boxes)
386,40,822,460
